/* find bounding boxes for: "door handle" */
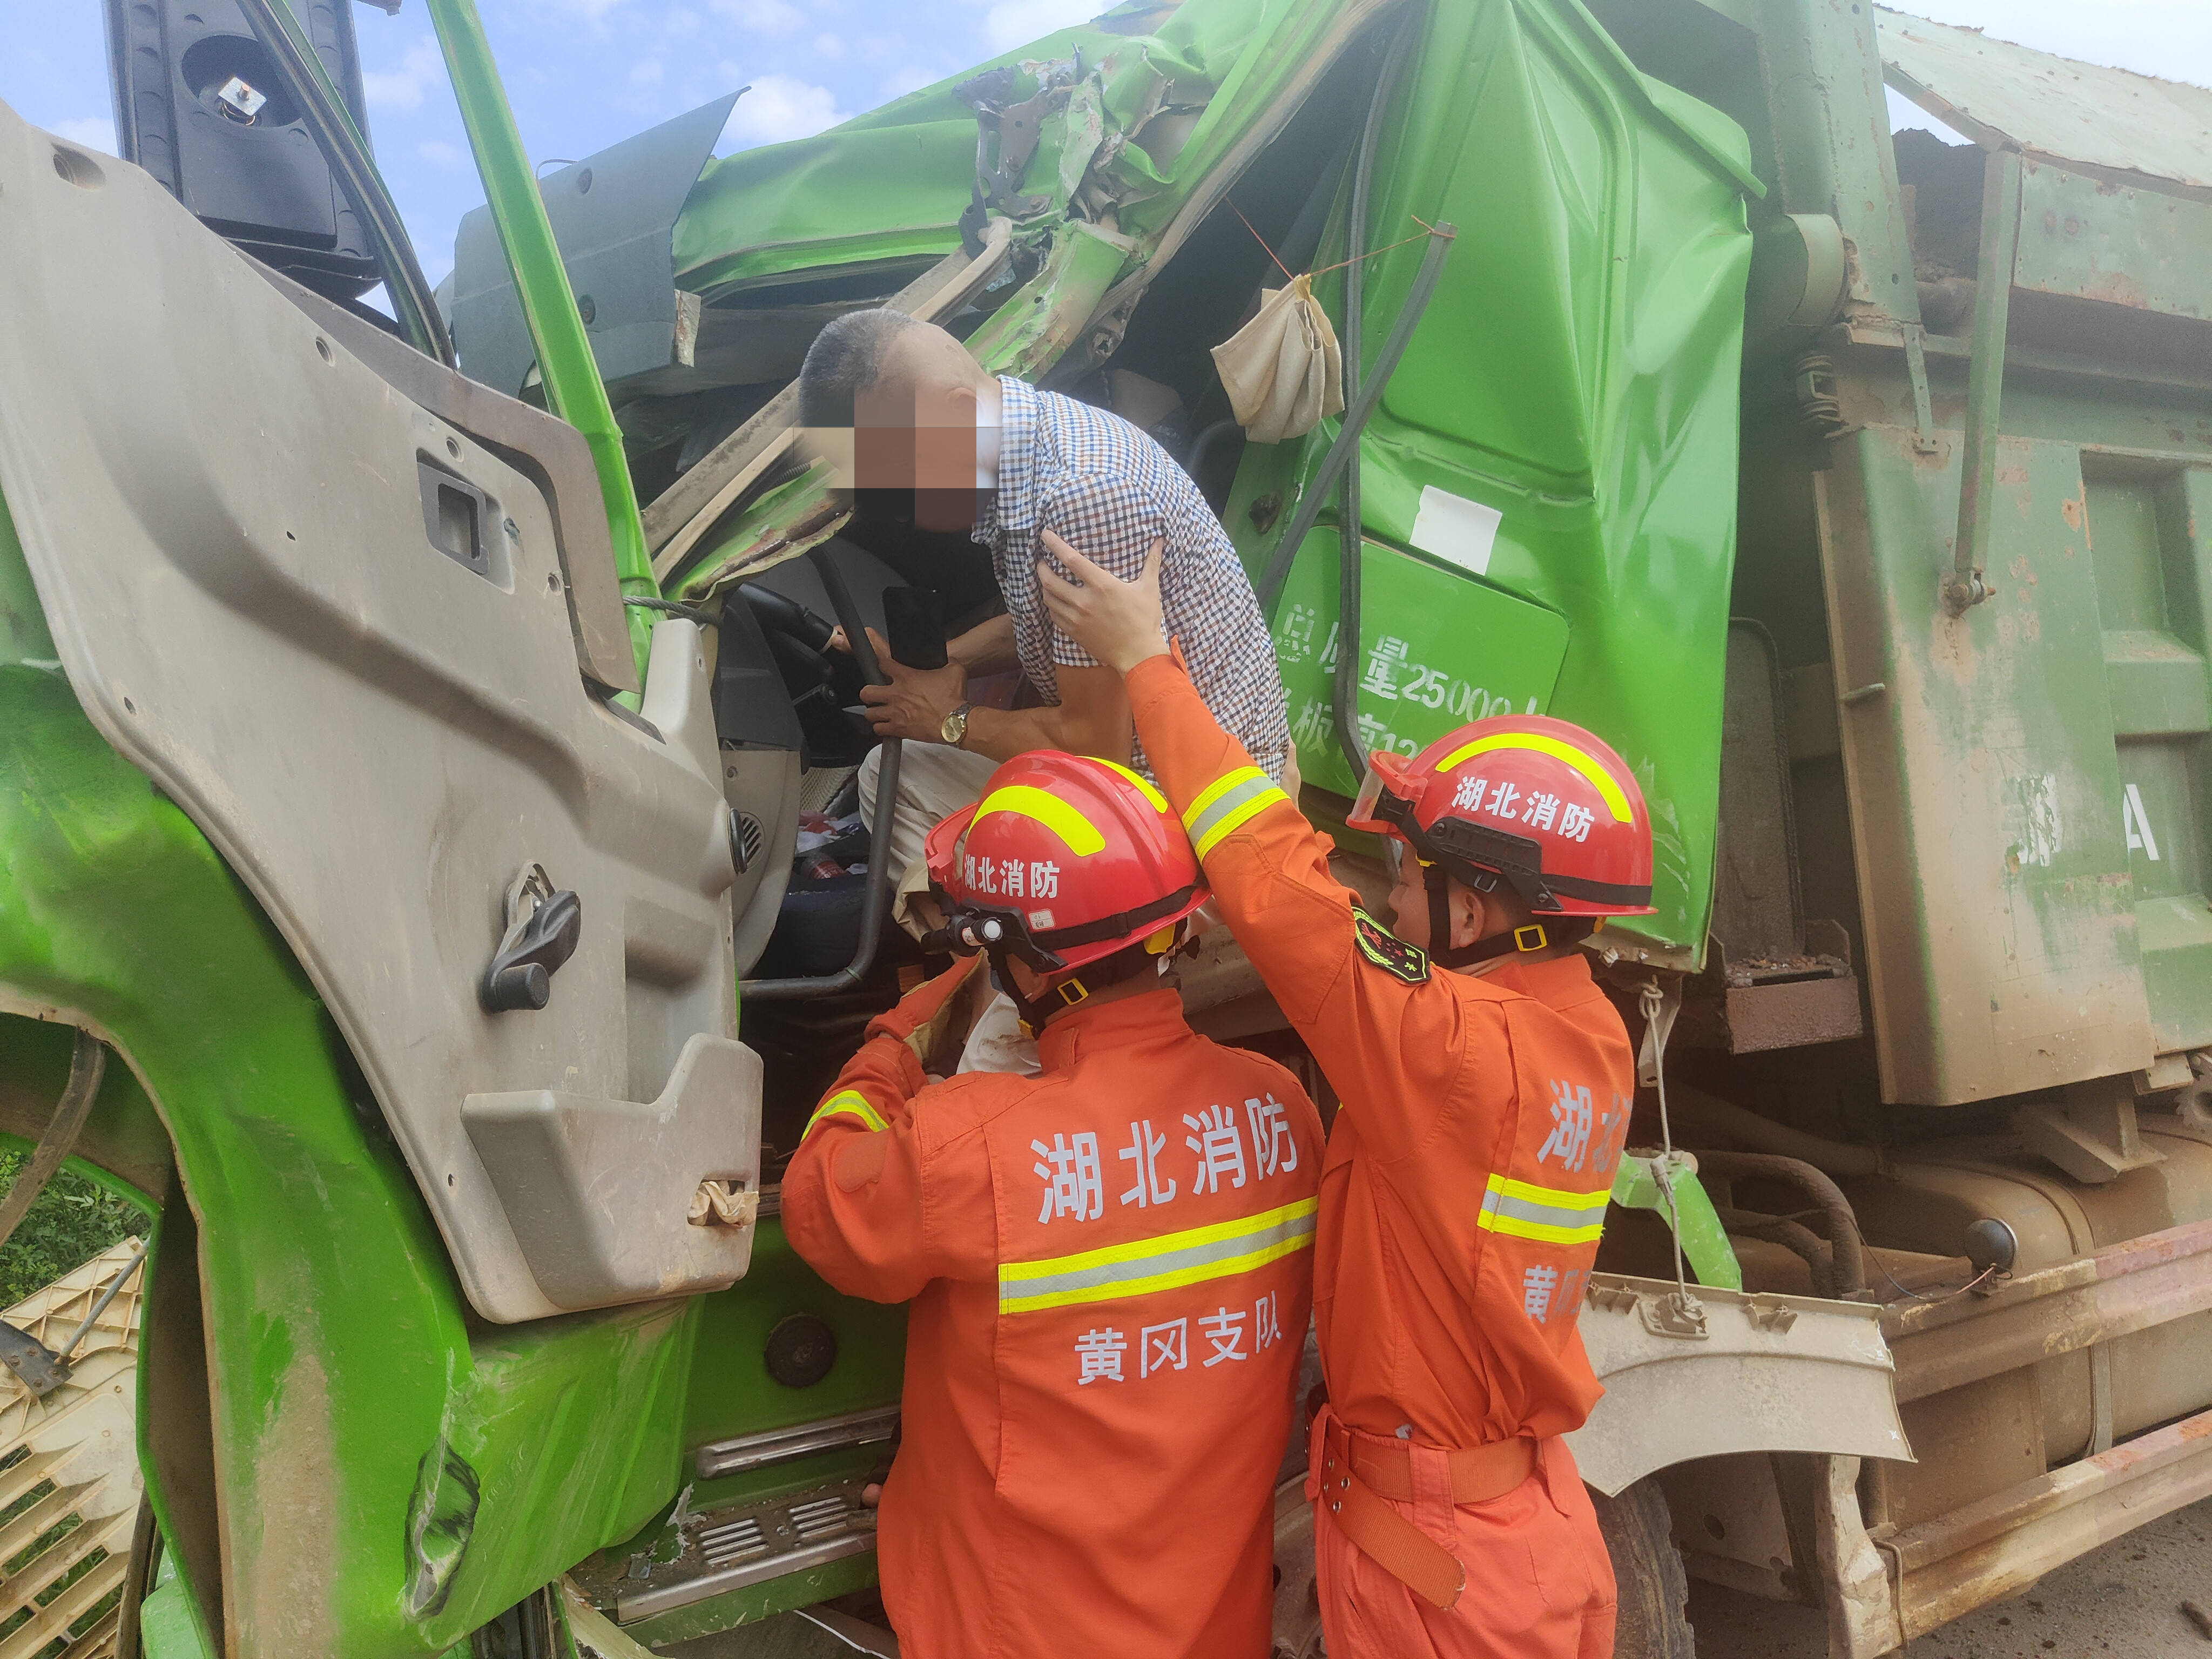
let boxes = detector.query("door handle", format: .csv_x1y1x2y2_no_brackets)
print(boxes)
481,864,582,1011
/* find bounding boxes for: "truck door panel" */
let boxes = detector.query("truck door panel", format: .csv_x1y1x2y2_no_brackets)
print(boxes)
0,102,757,1323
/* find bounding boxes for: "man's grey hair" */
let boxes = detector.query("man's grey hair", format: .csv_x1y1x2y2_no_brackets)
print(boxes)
798,308,920,428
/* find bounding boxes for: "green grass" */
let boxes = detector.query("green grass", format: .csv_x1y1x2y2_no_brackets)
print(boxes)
0,1152,146,1312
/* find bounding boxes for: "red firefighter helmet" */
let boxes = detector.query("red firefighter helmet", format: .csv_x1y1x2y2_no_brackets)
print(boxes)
1346,714,1654,917
924,751,1208,1021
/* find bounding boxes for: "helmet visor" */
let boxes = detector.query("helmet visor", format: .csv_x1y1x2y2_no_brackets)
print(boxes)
1346,750,1417,837
922,802,977,893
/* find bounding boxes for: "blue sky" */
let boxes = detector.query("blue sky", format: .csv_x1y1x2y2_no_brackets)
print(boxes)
0,0,1100,284
2,1,2203,288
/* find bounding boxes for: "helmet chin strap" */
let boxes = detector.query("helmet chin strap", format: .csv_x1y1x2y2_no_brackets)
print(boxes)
988,935,1177,1037
1422,864,1587,969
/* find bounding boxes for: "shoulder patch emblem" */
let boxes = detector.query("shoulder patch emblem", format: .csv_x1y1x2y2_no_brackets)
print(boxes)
1352,907,1429,983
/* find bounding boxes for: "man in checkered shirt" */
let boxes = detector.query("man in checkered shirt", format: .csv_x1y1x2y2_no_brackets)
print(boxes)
803,311,1290,834
801,308,1292,1068
968,372,1290,786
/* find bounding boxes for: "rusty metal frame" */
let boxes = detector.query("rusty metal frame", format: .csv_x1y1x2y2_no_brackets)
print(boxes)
1943,146,2022,616
1884,1405,2212,1640
1793,1220,2212,1655
1883,1217,2212,1404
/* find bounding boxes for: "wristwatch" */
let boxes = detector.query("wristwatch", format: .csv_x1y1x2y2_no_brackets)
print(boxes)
939,702,973,748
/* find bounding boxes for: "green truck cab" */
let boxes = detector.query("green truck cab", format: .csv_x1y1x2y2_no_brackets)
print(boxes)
2,1,2208,1654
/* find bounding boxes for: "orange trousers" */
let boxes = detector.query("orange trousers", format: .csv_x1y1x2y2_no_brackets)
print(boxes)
1306,1408,1617,1659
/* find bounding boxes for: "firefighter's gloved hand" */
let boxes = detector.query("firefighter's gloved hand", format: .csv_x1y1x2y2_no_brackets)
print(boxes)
866,954,990,1069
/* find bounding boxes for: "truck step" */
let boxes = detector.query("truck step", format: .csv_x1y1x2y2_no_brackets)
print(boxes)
608,1477,877,1624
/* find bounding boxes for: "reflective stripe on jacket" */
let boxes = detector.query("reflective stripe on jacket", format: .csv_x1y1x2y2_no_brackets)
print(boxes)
783,970,1324,1659
1124,656,1636,1449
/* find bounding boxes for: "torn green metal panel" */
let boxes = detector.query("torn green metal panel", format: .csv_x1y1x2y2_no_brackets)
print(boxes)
961,220,1134,373
673,0,1759,307
671,0,1351,297
1229,0,1755,957
1610,1153,1742,1291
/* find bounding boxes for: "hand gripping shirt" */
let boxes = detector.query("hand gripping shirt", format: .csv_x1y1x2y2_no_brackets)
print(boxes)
1122,657,1637,1450
783,970,1323,1659
975,375,1291,783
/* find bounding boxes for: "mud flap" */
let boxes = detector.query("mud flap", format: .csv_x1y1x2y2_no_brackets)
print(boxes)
1564,1272,1913,1498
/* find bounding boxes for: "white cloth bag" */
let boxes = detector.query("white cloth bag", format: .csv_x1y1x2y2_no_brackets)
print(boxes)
1209,272,1346,444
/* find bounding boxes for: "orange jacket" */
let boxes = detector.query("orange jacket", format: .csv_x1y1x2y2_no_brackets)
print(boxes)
782,964,1324,1659
1126,657,1635,1449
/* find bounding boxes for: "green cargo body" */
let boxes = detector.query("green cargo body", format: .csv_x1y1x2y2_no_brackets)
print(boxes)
1735,2,2212,1106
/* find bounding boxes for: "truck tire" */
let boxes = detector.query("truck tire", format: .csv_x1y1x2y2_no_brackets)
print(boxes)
1592,1477,1696,1659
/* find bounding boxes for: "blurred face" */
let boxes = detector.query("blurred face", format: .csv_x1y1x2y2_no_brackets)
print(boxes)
852,325,991,532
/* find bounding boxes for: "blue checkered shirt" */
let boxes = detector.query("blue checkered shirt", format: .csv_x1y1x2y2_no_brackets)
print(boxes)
974,376,1290,783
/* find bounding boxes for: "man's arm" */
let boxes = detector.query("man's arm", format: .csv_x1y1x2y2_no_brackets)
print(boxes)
832,612,1019,676
853,638,1132,764
857,465,1168,762
949,612,1019,676
959,665,1130,764
781,960,993,1300
1038,537,1468,1147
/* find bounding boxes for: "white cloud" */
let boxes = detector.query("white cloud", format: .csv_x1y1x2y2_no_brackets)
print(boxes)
417,139,464,168
362,38,444,113
710,0,802,38
723,75,848,146
813,32,846,59
630,58,665,87
982,0,1097,52
51,117,116,156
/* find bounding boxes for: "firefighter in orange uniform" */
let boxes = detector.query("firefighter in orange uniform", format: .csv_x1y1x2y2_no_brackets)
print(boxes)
1041,538,1651,1659
781,750,1324,1659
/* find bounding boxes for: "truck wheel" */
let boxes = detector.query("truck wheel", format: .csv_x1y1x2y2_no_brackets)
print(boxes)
1592,1477,1696,1659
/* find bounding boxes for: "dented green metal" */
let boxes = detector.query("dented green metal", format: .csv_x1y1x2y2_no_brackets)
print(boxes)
0,491,902,1654
1610,1154,1743,1293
